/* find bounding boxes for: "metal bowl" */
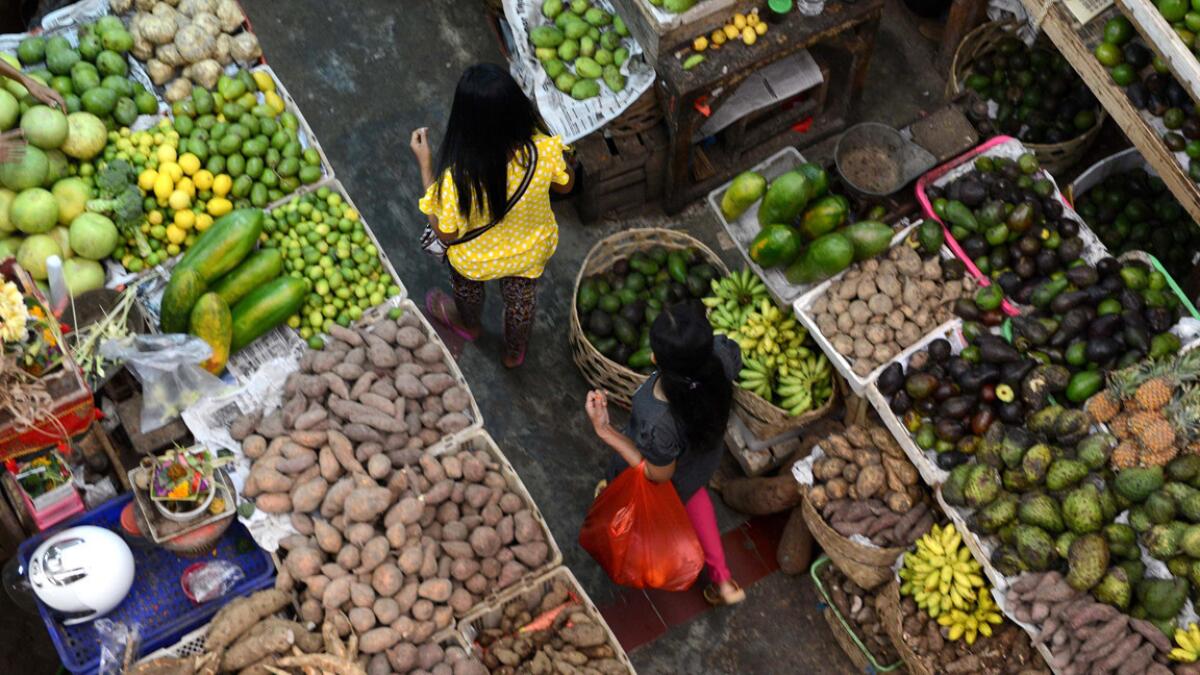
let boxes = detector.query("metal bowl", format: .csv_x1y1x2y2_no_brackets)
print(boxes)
834,122,936,198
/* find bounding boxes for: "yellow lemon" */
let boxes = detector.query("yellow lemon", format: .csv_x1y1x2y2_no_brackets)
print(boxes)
742,26,756,45
178,153,201,176
344,208,359,222
156,144,177,164
177,177,195,198
693,36,708,51
723,24,739,39
196,213,214,232
264,91,285,116
168,189,191,211
755,21,767,35
212,174,232,198
207,197,233,217
252,70,276,93
159,162,182,183
174,209,196,230
138,169,158,192
733,13,747,29
747,10,760,25
153,172,174,201
166,224,186,245
157,118,171,129
147,209,163,226
193,170,214,192
711,29,727,45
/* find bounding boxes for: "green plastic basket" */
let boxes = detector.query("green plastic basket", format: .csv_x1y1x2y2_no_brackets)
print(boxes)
810,556,903,673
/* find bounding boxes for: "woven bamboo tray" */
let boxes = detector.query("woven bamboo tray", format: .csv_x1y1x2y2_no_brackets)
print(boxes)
947,20,1105,174
732,371,838,440
800,491,903,591
569,228,728,408
876,578,936,675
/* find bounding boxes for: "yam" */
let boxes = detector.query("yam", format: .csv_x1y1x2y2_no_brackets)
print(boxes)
221,624,294,671
206,589,291,652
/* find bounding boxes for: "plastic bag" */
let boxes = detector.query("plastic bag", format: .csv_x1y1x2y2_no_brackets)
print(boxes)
579,462,704,591
96,619,140,675
99,335,229,433
183,560,245,603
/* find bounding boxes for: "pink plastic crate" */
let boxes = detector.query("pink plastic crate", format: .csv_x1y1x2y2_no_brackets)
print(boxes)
21,482,84,531
914,136,1028,317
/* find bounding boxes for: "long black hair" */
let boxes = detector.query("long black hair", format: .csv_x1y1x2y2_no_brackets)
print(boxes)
650,301,733,453
436,63,544,220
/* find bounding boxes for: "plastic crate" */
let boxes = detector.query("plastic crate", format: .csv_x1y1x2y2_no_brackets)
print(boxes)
18,493,275,674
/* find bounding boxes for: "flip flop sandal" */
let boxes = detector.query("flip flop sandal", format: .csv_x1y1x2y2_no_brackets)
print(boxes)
593,480,608,499
502,344,527,369
703,581,746,606
425,289,479,341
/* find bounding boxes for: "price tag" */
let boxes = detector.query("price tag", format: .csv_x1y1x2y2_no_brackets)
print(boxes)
1063,0,1114,27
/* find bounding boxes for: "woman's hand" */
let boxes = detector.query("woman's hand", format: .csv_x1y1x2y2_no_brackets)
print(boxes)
0,129,26,165
24,79,67,113
585,389,611,436
410,127,432,167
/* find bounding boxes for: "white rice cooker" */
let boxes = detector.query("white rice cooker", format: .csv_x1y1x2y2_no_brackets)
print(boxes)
27,526,135,625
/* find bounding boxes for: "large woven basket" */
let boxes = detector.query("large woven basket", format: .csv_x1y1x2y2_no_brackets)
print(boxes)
947,20,1105,174
569,228,728,408
876,578,935,675
800,492,903,590
732,374,838,440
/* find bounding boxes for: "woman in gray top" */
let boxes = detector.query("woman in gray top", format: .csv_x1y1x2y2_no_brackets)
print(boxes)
586,301,746,605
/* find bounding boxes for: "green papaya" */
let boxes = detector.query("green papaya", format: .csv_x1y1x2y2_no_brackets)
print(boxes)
785,232,855,285
797,195,849,240
720,171,766,221
757,171,810,228
795,162,829,200
749,224,802,268
840,220,893,261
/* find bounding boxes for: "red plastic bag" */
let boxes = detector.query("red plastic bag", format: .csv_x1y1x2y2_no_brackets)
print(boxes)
579,462,704,591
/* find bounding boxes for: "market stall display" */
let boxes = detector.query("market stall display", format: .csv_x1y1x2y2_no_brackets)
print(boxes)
810,556,903,673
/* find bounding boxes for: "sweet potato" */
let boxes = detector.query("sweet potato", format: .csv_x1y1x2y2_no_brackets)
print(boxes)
285,546,324,580
206,588,292,651
511,542,549,568
461,455,486,482
323,576,353,609
358,536,390,574
241,434,267,459
561,621,606,648
291,477,329,513
321,477,355,518
398,546,423,575
321,562,348,579
513,510,541,544
344,522,375,546
441,541,474,560
345,486,393,522
348,606,377,634
336,544,360,570
466,573,489,594
469,527,501,558
437,413,471,434
255,493,291,513
351,581,376,608
342,423,383,444
497,561,527,588
371,563,403,596
221,623,295,671
360,627,401,654
414,342,444,364
314,519,343,554
249,467,293,493
290,512,314,536
367,453,391,480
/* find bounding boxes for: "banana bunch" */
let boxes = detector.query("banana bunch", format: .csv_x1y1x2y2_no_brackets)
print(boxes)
899,524,987,622
935,589,1003,645
733,298,807,360
1171,623,1200,662
705,269,770,333
776,354,833,415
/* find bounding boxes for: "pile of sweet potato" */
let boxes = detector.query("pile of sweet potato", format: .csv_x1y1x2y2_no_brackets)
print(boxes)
1005,572,1172,675
894,590,1048,675
236,310,553,656
470,577,628,675
808,425,933,548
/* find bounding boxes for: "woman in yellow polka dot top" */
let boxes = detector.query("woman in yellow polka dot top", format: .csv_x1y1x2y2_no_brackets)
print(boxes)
412,64,574,368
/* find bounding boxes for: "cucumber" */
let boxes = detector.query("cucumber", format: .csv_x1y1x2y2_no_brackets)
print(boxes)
175,208,263,283
211,248,283,307
230,276,307,352
160,268,207,334
190,292,232,374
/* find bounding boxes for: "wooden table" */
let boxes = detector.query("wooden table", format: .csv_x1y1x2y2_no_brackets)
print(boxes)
656,0,885,214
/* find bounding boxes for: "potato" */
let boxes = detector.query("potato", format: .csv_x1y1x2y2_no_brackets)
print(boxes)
360,627,401,654
511,542,549,568
345,486,394,522
314,519,343,554
323,576,352,609
256,493,291,513
469,527,501,558
349,606,377,634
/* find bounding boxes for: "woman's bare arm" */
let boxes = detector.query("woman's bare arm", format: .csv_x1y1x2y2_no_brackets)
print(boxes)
0,62,66,111
586,390,676,483
551,154,576,194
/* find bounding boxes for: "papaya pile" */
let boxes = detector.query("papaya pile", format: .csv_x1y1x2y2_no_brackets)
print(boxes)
720,162,894,285
159,208,305,373
576,246,719,371
530,0,631,100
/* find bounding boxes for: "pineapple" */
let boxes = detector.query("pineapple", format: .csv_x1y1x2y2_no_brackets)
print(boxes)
1174,349,1200,385
1167,385,1200,446
1127,410,1161,442
1111,413,1133,440
1111,441,1140,469
1086,390,1121,424
1134,376,1172,411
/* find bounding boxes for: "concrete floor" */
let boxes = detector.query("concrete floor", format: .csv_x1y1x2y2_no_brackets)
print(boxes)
3,1,948,672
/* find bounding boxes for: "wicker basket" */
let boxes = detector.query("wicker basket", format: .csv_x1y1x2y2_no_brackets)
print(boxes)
947,20,1105,174
800,492,903,590
811,556,904,672
569,228,729,408
876,579,935,675
732,374,838,440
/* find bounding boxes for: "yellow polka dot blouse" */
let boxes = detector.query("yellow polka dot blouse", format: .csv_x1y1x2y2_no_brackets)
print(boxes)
419,134,570,281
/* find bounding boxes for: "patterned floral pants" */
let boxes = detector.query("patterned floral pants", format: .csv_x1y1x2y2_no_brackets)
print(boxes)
447,263,538,359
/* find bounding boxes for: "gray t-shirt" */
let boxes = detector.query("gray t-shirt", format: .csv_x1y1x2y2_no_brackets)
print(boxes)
606,336,741,501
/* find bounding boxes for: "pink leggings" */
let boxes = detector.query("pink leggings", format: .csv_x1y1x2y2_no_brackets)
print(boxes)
684,488,731,584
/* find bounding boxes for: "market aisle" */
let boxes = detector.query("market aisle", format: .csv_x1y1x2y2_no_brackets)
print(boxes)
233,1,943,671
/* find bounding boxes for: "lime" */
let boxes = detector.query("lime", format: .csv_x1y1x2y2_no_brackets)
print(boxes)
1186,139,1200,158
1175,26,1197,46
1110,63,1137,86
1160,0,1189,22
1103,16,1135,44
1094,42,1124,67
1073,109,1097,131
1154,54,1172,73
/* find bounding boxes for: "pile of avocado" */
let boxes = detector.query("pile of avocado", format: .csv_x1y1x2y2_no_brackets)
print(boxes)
14,19,158,129
962,36,1099,144
1075,168,1200,286
577,246,718,371
530,0,630,100
927,153,1089,304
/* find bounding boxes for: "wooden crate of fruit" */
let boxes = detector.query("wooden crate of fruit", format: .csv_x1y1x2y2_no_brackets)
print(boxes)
608,0,760,62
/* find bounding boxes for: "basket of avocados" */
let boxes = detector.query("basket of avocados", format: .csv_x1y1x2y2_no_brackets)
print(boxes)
570,228,729,408
948,21,1106,174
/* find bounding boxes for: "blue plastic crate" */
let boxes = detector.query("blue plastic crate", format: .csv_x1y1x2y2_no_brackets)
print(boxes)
17,493,275,674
